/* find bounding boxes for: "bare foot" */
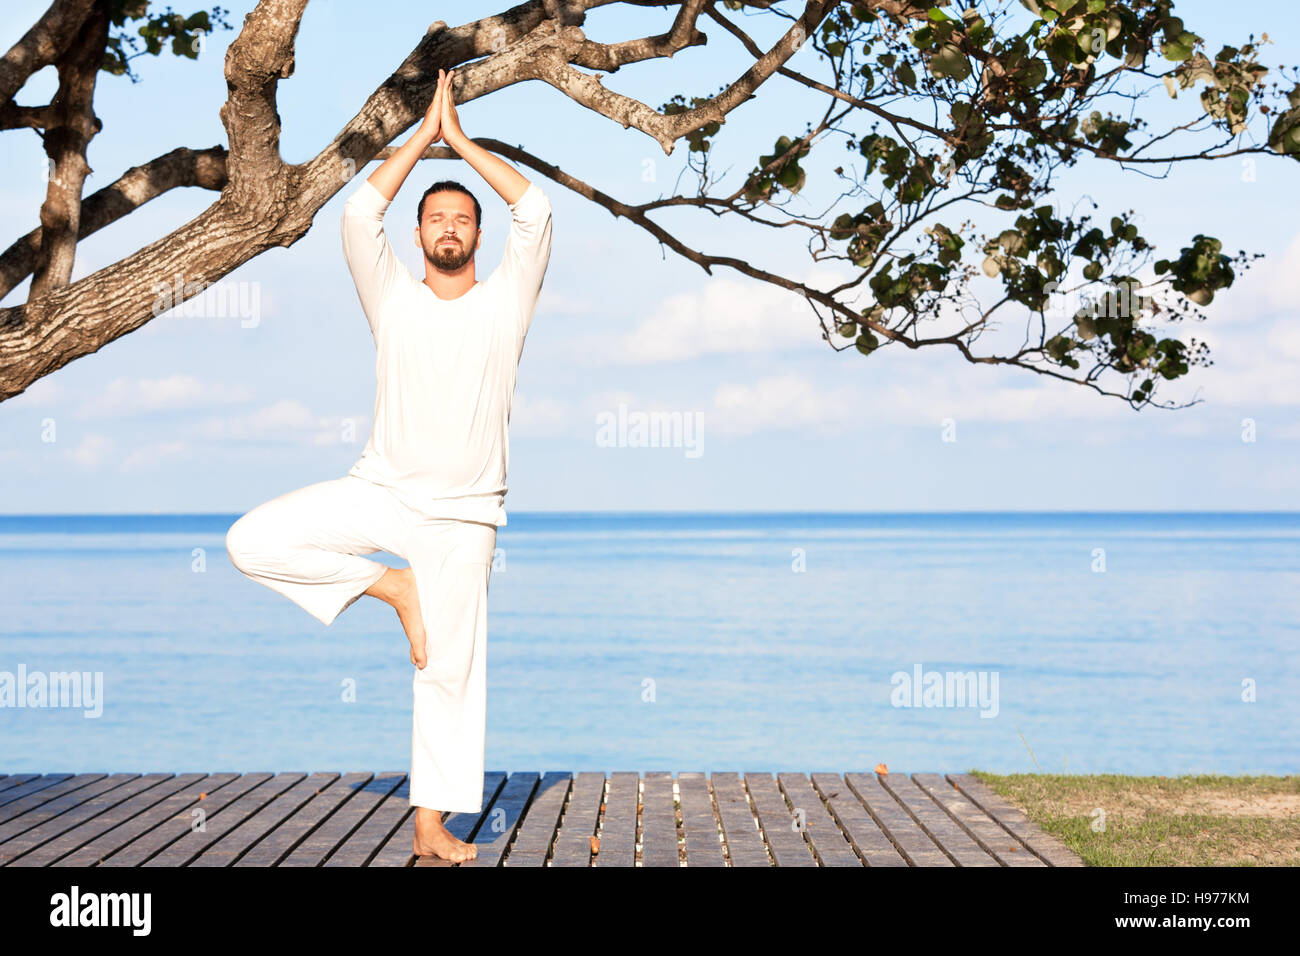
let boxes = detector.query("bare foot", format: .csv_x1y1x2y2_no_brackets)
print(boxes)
413,806,478,862
366,566,427,668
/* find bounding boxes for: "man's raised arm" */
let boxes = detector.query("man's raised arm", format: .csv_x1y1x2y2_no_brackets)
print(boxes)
436,69,553,334
338,74,447,337
434,69,531,206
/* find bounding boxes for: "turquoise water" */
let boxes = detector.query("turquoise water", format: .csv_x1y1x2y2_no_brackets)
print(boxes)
0,512,1296,776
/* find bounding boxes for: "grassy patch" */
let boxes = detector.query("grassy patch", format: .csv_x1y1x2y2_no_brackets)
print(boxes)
968,772,1300,866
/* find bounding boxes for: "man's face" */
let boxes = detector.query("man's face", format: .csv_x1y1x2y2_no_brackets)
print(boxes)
417,191,481,271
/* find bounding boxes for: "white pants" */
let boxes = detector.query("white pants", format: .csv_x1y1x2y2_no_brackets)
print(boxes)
224,475,497,813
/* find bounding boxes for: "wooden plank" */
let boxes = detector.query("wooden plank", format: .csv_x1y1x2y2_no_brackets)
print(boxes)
844,772,954,866
54,774,239,867
0,773,173,866
502,771,570,867
370,772,506,868
19,774,202,867
98,773,274,867
677,772,725,868
591,771,636,868
143,773,305,867
368,809,419,868
324,774,411,867
877,772,998,866
0,773,138,850
710,772,769,867
234,772,373,867
639,772,679,868
946,773,1085,867
809,773,908,867
743,773,816,867
911,773,1045,867
0,774,40,795
549,772,605,867
186,772,340,867
776,772,864,867
0,774,103,824
456,771,538,868
0,769,1089,867
0,774,74,808
280,771,404,867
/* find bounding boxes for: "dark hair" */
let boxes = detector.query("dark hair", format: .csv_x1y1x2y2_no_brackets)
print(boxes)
417,180,481,231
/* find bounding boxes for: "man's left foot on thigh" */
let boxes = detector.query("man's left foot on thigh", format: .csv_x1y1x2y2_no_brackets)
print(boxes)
389,567,428,668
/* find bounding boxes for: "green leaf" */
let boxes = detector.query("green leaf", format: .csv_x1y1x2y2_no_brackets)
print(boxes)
1268,106,1300,156
1162,31,1200,62
929,43,971,81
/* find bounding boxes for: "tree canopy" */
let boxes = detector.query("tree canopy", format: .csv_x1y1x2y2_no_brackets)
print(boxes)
1,0,1297,407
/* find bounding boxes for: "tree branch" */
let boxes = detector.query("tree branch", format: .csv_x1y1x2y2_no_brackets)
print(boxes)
396,136,1163,404
513,1,839,154
0,145,229,301
216,0,309,204
0,0,96,110
29,2,107,297
0,101,56,130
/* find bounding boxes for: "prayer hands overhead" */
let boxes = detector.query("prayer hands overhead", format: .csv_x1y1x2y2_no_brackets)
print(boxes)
438,68,467,147
419,69,465,149
420,71,444,142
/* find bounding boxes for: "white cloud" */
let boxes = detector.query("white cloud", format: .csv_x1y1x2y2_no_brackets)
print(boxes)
80,374,255,418
876,375,1134,426
194,399,365,446
122,440,189,472
708,373,863,437
6,376,64,407
1210,230,1300,324
511,391,575,436
66,433,113,469
1179,319,1300,408
602,269,855,364
535,289,598,317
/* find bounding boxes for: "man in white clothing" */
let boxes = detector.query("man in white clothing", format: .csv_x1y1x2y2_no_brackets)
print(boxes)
225,68,552,863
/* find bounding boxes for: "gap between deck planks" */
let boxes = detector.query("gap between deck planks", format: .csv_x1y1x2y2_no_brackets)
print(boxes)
0,771,1085,867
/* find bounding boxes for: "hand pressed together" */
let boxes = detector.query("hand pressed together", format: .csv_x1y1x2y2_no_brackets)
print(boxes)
420,68,466,147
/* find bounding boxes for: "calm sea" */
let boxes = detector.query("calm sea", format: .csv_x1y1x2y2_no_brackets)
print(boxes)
1,512,1296,777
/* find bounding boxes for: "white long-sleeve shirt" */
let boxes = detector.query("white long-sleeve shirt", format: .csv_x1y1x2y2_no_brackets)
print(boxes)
339,175,552,527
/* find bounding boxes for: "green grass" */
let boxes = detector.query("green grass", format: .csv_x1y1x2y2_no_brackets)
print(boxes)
967,771,1300,866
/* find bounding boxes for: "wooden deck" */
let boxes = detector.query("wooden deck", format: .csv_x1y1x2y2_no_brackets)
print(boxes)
0,770,1085,867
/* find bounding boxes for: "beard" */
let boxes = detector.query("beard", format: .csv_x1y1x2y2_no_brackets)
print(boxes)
424,237,474,272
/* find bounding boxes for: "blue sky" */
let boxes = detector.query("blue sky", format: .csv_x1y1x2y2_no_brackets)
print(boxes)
1,0,1297,514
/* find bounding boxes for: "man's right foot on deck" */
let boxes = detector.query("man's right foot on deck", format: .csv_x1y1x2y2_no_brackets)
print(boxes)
414,806,478,862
